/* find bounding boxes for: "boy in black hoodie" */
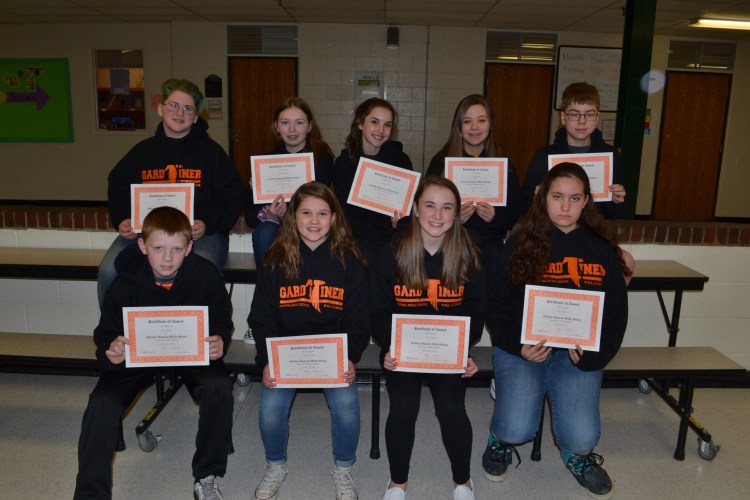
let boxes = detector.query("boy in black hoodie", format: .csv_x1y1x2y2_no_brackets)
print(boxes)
75,207,234,500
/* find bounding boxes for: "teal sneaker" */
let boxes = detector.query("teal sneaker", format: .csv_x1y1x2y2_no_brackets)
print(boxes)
565,452,614,499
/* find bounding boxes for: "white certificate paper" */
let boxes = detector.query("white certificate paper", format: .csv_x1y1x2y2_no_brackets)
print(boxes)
548,153,614,202
444,157,508,206
131,183,194,232
251,153,315,203
346,158,420,217
390,314,470,374
521,285,605,351
123,306,209,367
267,334,348,388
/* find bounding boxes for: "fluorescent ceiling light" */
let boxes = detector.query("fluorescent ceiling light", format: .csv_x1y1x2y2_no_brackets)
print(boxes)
689,17,750,30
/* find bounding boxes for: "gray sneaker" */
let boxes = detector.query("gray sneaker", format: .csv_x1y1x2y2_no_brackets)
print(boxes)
194,475,223,500
255,463,288,500
332,465,358,500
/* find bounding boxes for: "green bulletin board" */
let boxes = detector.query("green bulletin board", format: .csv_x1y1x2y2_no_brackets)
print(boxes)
0,58,74,142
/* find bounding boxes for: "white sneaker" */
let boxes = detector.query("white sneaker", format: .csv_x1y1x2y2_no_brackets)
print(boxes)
332,465,358,500
255,463,287,500
194,475,223,500
453,479,475,500
489,379,496,400
383,480,406,500
243,328,255,344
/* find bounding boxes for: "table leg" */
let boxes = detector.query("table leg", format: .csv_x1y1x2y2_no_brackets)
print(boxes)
370,372,381,459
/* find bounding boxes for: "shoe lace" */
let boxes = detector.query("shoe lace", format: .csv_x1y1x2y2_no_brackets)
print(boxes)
568,452,604,476
197,475,219,498
259,465,286,489
488,436,522,469
332,468,357,497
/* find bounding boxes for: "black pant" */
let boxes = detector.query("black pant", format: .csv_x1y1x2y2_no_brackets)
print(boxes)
384,369,472,485
73,362,233,500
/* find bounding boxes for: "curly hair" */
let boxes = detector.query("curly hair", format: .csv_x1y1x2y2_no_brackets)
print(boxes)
507,162,629,284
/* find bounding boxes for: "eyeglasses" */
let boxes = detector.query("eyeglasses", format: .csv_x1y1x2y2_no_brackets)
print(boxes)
163,101,196,115
564,111,599,122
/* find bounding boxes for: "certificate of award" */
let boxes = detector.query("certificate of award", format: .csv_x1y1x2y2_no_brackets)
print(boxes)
267,334,348,388
123,306,209,367
131,183,194,232
251,153,315,203
444,157,508,206
548,153,614,202
346,158,421,217
390,314,470,374
521,285,605,351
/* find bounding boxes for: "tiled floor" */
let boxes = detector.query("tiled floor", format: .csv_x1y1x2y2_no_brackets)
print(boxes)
1,372,748,499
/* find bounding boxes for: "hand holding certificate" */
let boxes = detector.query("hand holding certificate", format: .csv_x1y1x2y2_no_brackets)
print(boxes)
266,334,348,388
390,314,470,373
251,153,315,203
521,285,605,351
131,183,194,232
548,153,614,202
346,158,420,217
123,306,209,367
444,157,508,206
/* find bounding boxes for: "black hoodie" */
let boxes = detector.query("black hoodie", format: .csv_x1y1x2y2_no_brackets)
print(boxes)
94,243,234,371
108,118,245,235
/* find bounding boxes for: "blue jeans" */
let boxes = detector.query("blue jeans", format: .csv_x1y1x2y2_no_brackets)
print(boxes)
97,232,229,307
251,221,280,267
489,347,603,455
258,383,360,466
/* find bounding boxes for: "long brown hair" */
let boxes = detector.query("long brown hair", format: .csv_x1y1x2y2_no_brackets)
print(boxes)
343,97,397,162
264,182,366,280
272,97,334,162
507,162,630,284
395,176,481,290
430,94,499,171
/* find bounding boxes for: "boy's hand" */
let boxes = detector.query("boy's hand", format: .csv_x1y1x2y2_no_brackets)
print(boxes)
205,335,224,360
118,219,137,240
610,183,626,204
474,202,496,223
192,220,206,240
105,336,129,365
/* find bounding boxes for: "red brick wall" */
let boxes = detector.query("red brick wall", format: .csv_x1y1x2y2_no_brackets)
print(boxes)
1,205,748,245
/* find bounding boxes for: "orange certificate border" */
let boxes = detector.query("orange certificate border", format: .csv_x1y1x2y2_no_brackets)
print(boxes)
548,153,613,200
391,315,469,372
131,184,194,231
523,287,603,350
268,334,347,387
348,158,420,216
251,153,315,203
444,157,508,205
124,307,207,366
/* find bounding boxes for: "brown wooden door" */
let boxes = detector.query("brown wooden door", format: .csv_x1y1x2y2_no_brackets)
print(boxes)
653,72,730,221
485,64,554,183
229,58,297,184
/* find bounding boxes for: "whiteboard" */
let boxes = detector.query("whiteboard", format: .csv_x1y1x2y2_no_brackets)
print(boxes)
555,46,622,112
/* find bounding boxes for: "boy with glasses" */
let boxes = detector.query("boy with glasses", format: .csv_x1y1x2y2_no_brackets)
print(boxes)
521,82,627,219
97,78,245,307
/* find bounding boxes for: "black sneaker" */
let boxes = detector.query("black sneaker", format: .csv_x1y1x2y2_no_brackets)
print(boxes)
481,432,518,481
565,452,614,499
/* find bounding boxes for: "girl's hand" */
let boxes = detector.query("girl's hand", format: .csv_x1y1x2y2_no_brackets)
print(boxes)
475,202,496,223
391,210,403,229
262,364,276,388
521,340,551,362
383,352,398,371
344,360,357,385
105,336,129,364
459,202,476,224
192,220,206,240
205,335,224,361
609,184,626,204
462,357,478,378
267,194,287,222
568,345,584,364
118,219,137,239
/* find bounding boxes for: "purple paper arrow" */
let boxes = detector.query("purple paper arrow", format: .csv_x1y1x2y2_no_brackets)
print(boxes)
6,86,51,110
